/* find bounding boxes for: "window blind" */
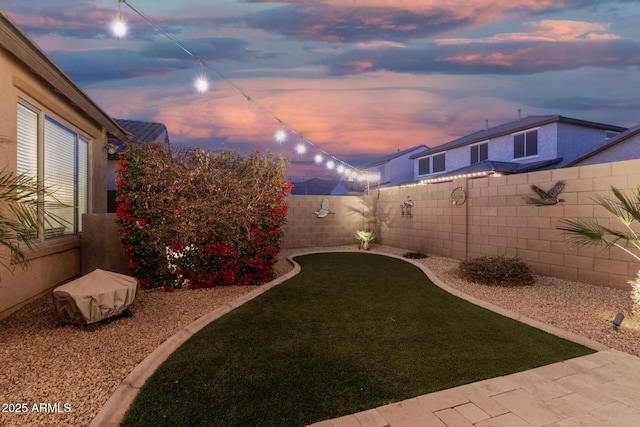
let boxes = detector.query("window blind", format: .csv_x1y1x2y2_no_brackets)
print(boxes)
44,118,76,237
78,138,88,232
16,103,38,177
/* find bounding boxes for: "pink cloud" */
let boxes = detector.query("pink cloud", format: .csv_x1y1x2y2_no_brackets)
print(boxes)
436,19,621,45
92,73,460,167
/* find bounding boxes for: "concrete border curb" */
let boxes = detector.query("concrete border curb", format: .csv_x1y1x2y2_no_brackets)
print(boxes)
89,259,301,427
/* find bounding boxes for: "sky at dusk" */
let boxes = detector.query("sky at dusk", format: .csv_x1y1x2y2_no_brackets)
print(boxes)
3,1,640,180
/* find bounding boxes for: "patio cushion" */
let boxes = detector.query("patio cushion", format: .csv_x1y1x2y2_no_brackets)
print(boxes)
52,269,138,325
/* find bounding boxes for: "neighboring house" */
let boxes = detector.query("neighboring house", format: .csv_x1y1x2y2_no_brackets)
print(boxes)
290,178,349,195
564,124,640,167
107,118,170,213
358,144,428,187
410,114,627,182
0,11,128,318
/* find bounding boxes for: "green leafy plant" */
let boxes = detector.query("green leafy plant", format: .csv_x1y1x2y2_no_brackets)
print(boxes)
402,251,428,259
0,168,64,281
116,143,292,289
458,255,535,287
558,186,640,314
355,228,375,250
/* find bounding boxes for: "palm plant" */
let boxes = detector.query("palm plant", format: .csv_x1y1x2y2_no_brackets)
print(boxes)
558,186,640,314
558,186,640,261
0,167,48,278
355,228,375,250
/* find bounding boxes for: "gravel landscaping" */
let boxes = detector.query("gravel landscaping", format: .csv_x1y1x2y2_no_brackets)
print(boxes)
1,245,639,427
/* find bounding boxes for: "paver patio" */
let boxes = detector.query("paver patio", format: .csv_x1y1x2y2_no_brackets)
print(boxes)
308,349,640,427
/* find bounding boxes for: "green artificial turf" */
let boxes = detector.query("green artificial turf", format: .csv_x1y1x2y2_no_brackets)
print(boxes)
121,252,595,427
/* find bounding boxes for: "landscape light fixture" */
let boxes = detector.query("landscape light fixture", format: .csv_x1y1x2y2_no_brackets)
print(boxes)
612,312,624,331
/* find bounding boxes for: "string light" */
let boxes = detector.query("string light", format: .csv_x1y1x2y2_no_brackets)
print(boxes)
295,142,307,155
195,74,209,93
112,1,126,37
274,128,287,144
112,0,363,179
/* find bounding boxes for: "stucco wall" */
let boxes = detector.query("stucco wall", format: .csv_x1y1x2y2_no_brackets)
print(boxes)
0,45,110,318
0,239,81,319
573,134,640,166
81,214,128,276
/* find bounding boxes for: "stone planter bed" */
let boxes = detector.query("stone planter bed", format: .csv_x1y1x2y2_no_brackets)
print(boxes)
0,245,638,427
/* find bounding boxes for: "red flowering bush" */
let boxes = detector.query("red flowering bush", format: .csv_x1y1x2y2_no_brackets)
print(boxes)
115,143,292,289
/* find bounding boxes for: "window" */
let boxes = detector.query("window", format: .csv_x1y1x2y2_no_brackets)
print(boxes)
513,130,538,159
417,152,446,176
433,153,445,172
470,142,488,164
17,102,88,239
418,157,430,175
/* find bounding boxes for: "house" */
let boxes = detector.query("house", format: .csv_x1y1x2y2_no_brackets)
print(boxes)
410,114,627,182
0,11,128,318
289,178,349,195
107,118,170,213
564,124,640,167
358,145,428,187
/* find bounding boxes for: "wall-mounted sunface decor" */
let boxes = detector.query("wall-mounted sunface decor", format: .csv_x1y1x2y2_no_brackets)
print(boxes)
400,196,414,218
313,198,333,218
524,181,565,205
451,187,467,206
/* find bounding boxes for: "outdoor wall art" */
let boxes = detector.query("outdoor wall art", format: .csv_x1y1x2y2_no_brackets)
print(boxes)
524,181,566,205
313,198,333,218
401,196,414,218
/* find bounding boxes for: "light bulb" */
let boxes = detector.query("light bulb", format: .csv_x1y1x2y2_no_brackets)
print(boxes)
274,128,287,144
314,154,323,164
195,74,209,93
295,143,306,154
326,160,335,169
112,14,126,38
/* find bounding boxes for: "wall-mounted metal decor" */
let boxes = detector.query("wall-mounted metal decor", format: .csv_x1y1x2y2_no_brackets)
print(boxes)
400,196,414,218
450,187,467,206
524,181,565,205
313,198,333,218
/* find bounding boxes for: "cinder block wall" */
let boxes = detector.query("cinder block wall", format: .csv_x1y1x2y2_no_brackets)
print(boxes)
369,179,469,260
81,160,640,291
366,159,640,290
281,195,372,249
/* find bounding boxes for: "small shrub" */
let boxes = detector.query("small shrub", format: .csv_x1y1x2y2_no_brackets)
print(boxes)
458,255,535,287
402,251,428,259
